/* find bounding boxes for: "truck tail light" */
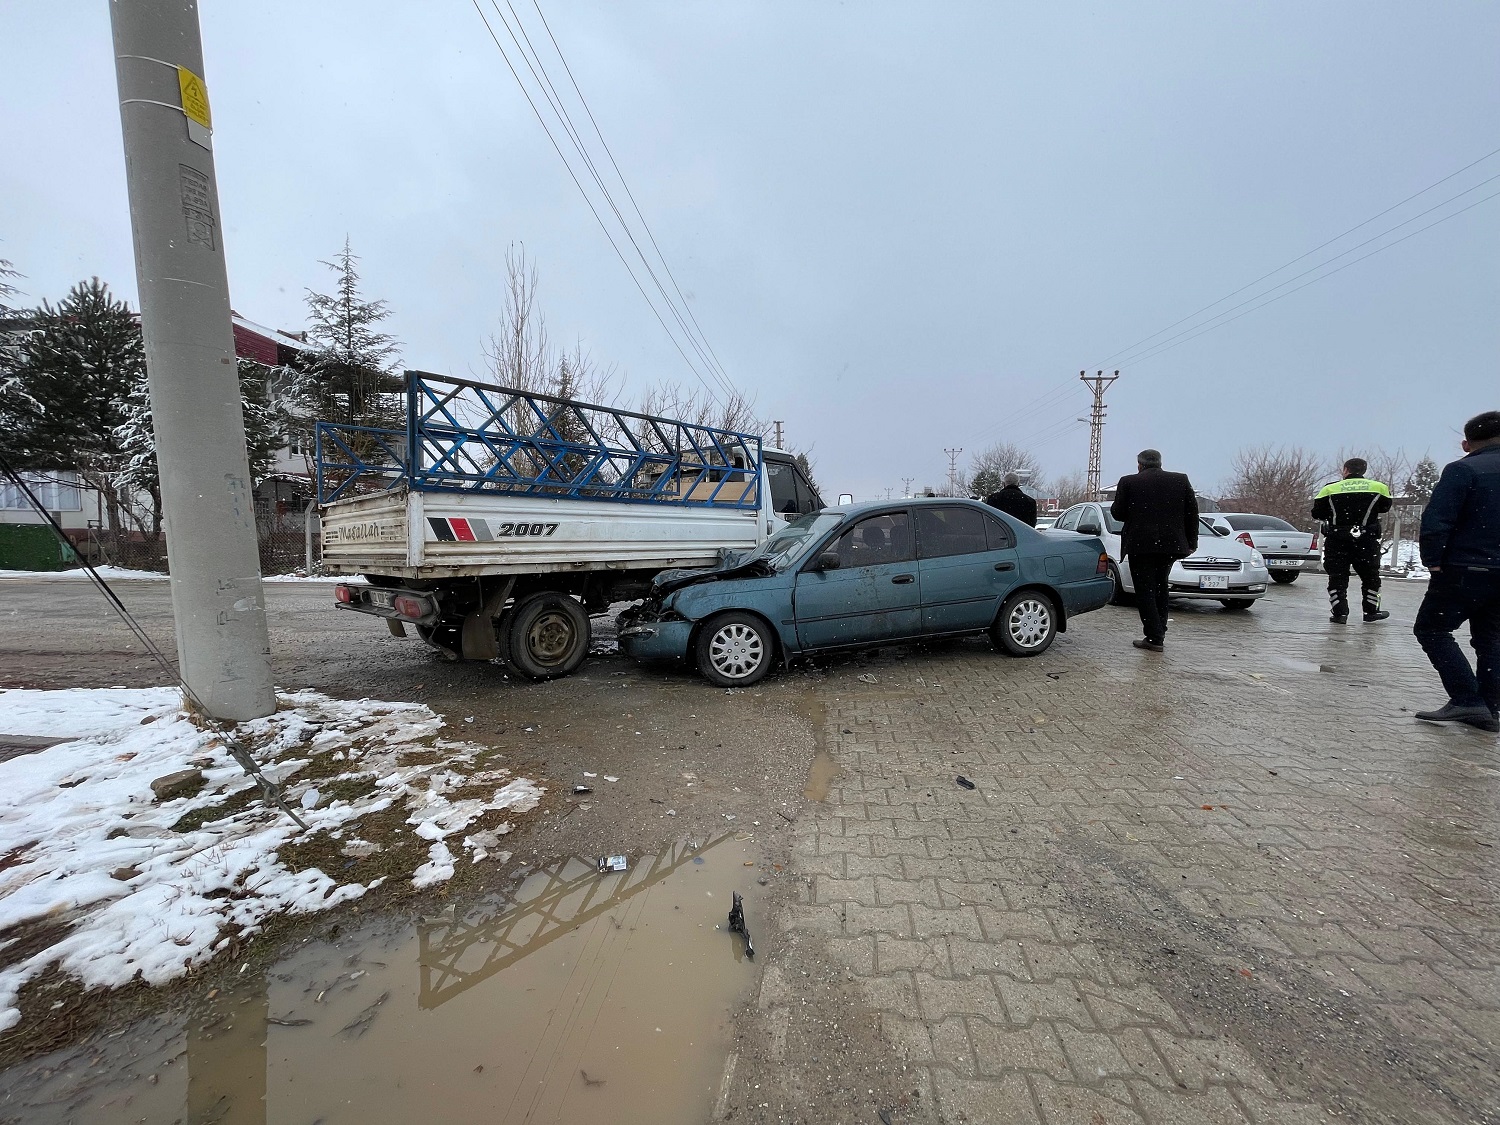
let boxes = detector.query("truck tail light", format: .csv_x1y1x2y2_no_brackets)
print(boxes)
1310,532,1319,550
1236,532,1255,548
394,595,430,620
335,584,354,604
1097,552,1109,575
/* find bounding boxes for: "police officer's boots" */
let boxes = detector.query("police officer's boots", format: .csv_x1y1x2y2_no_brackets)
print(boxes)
1363,590,1389,623
1329,589,1349,624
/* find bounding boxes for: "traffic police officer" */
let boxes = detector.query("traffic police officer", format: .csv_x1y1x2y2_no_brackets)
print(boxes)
1311,458,1392,623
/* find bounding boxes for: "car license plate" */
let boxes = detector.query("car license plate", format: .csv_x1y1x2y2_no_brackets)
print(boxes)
1198,574,1229,590
1274,560,1303,568
369,590,395,608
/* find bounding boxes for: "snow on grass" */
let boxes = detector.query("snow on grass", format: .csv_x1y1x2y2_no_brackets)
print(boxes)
0,566,167,581
0,687,542,1032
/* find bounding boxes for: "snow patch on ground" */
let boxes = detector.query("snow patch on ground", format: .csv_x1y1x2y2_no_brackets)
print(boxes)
0,687,542,1032
0,566,167,581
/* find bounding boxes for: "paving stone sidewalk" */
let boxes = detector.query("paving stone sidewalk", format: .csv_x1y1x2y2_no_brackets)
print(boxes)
753,579,1498,1124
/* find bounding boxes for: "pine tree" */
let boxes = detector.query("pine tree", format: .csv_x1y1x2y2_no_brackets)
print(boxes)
1403,455,1440,504
294,239,402,445
3,279,144,529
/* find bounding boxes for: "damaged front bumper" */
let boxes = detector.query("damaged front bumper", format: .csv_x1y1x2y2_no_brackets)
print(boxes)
617,605,695,662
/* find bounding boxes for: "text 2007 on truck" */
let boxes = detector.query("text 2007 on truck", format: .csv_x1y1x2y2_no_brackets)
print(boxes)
316,372,824,679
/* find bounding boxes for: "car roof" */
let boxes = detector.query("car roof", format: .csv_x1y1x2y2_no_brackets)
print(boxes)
823,497,998,518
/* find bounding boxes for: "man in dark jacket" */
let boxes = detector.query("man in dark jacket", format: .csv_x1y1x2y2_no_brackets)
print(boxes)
1413,410,1500,733
985,473,1038,527
1311,458,1393,623
1109,449,1199,651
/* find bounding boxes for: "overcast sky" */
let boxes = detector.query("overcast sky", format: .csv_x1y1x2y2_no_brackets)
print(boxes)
2,2,1496,500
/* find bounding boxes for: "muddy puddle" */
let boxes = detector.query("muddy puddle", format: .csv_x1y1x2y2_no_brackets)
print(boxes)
0,835,760,1124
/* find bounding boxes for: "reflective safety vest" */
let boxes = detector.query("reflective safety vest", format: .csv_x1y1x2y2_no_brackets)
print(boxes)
1311,477,1392,538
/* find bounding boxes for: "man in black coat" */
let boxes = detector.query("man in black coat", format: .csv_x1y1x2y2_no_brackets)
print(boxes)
985,473,1038,527
1413,410,1500,733
1109,449,1199,651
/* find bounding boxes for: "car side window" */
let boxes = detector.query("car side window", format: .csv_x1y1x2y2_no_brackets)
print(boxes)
1056,507,1080,531
983,513,1015,551
916,506,990,559
830,512,913,568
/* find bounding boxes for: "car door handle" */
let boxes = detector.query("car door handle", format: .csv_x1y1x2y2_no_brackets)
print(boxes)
994,562,1015,572
891,574,915,584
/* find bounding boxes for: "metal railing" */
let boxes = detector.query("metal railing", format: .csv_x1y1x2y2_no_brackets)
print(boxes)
316,371,762,509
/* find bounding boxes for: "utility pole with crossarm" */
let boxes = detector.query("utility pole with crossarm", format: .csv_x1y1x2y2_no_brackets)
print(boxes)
1080,370,1119,501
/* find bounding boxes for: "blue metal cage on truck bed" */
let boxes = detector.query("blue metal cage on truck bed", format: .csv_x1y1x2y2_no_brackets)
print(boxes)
315,371,763,509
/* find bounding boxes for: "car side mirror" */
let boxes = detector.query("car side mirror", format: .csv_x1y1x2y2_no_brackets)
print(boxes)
1213,526,1230,537
1077,521,1102,536
817,551,841,571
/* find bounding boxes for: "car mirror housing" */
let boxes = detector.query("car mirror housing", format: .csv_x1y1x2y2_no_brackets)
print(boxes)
1078,522,1102,536
817,550,841,571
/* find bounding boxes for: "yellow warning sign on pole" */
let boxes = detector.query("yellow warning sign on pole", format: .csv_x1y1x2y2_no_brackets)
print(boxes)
177,67,211,129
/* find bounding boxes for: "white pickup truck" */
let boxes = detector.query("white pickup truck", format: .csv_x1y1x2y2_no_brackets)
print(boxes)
316,372,823,678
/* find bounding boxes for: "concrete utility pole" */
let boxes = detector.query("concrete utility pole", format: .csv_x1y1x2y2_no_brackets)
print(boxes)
111,0,275,721
943,448,964,495
771,420,785,449
1080,370,1119,500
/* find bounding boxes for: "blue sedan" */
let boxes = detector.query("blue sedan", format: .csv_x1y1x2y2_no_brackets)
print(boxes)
618,498,1113,686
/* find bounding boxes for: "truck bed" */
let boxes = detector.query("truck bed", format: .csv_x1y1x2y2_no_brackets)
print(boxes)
320,485,766,579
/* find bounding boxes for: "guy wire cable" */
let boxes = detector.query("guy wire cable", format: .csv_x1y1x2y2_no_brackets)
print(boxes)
0,453,307,829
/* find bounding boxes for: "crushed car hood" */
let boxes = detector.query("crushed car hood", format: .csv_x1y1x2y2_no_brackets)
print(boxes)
652,554,773,594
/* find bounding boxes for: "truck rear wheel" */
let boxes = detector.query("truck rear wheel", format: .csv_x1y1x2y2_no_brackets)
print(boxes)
505,592,590,679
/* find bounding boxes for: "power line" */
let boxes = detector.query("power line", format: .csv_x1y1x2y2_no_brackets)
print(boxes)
1095,143,1500,369
1108,170,1500,369
469,1,741,411
495,0,741,405
1119,185,1500,369
527,0,737,398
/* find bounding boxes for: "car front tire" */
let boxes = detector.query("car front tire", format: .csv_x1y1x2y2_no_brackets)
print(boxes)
1270,570,1299,584
696,612,774,687
992,590,1058,657
1219,598,1255,611
1106,561,1133,606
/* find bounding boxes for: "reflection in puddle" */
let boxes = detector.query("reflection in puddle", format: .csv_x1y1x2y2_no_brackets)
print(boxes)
0,836,758,1124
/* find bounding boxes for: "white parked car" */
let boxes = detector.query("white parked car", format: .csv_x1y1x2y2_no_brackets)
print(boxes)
1035,515,1058,529
1050,502,1270,610
1204,513,1319,584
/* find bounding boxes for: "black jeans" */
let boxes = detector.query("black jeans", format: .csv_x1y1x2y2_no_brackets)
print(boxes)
1128,552,1174,643
1413,568,1500,714
1323,533,1382,614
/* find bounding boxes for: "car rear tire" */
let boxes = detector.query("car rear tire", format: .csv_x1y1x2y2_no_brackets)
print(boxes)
1270,570,1299,584
696,612,774,687
505,591,591,679
1106,562,1133,606
992,590,1058,657
1219,598,1255,611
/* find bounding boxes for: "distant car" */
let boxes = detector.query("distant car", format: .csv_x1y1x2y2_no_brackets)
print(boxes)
1048,501,1270,610
1204,513,1319,584
618,498,1114,685
1035,515,1058,529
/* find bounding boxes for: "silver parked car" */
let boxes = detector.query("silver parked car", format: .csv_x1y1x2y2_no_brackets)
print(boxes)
1204,513,1319,584
1050,502,1270,610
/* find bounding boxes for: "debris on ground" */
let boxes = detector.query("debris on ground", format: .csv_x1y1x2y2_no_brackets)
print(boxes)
598,855,628,873
149,768,205,802
856,673,878,684
955,776,976,790
727,891,755,958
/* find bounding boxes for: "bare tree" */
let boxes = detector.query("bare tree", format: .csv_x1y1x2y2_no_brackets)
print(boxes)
969,442,1042,498
1049,470,1090,509
485,244,552,396
637,380,758,435
1221,445,1326,528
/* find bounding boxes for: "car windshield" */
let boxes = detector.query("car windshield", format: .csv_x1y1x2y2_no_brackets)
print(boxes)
745,511,845,571
1103,510,1123,534
1199,517,1223,535
1225,514,1297,532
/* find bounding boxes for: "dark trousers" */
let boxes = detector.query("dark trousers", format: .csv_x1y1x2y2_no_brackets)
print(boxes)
1323,534,1382,614
1128,552,1174,643
1414,568,1500,714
